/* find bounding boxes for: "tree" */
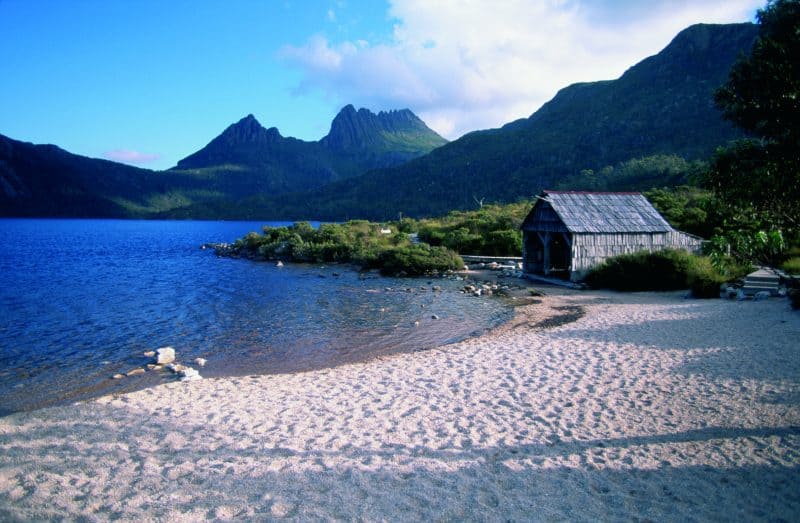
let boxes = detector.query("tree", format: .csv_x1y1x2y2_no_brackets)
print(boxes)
706,0,800,237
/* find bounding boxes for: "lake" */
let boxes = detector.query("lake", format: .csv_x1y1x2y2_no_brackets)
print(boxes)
0,219,512,414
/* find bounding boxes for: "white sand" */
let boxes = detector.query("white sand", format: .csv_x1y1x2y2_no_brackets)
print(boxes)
1,290,799,521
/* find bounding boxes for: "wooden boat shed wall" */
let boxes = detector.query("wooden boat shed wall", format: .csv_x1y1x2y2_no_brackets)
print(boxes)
521,191,704,282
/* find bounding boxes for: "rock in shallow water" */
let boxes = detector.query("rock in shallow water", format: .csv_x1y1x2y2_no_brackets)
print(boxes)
155,347,175,365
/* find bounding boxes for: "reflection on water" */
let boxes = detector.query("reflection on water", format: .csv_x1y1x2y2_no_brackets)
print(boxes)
0,219,511,414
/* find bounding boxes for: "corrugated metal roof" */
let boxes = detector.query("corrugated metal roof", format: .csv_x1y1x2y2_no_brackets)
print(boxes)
539,191,673,233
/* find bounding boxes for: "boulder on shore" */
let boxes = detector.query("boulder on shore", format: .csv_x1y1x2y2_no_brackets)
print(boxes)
179,367,202,382
155,347,176,365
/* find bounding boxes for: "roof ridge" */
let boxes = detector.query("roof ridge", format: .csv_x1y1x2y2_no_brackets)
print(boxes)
533,190,673,233
543,189,644,195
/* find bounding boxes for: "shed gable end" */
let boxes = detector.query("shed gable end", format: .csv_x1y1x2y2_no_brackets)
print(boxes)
521,200,568,233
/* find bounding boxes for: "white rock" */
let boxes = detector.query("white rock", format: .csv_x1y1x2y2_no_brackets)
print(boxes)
155,347,176,365
126,368,146,377
179,367,202,382
143,350,155,358
166,363,187,373
194,357,207,367
276,260,284,267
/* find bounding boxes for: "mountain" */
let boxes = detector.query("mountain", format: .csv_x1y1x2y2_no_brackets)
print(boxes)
0,106,446,217
1,23,760,220
0,133,172,217
169,106,447,198
232,22,758,220
321,105,449,164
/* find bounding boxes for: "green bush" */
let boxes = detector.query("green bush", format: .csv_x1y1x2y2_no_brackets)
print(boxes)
586,249,732,298
686,256,729,298
484,230,523,256
414,201,531,256
376,245,464,276
781,257,800,274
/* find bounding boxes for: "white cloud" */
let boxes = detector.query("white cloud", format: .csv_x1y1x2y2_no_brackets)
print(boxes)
281,0,762,139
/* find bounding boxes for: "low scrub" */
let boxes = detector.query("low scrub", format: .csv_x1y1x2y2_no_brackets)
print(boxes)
228,221,462,277
781,256,800,275
373,245,464,276
415,202,530,256
585,249,735,298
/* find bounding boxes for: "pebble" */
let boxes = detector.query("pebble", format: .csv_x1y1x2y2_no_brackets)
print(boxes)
126,368,146,377
111,374,125,380
194,358,207,367
143,350,155,358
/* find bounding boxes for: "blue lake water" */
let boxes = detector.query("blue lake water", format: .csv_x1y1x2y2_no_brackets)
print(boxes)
0,219,512,415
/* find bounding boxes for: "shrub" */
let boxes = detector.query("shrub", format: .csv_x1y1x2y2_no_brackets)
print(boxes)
585,249,692,292
686,256,729,298
484,230,523,256
586,249,733,298
376,245,464,276
781,257,800,274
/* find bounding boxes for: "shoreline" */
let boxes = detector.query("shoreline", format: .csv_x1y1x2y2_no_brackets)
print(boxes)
0,268,516,416
1,289,798,520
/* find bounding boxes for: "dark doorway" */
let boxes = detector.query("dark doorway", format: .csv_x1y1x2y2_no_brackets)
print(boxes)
548,235,570,279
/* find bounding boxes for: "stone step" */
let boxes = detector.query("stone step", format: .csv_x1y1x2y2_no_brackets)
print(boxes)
741,285,779,296
745,275,780,284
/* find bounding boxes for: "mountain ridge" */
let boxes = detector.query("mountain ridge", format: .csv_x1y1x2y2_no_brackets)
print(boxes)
0,22,759,220
228,22,758,220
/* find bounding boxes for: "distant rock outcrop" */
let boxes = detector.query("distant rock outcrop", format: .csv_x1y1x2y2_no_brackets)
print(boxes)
162,107,447,203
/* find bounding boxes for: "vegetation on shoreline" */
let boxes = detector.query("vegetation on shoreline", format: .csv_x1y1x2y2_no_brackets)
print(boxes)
226,221,464,277
401,201,531,256
585,249,750,298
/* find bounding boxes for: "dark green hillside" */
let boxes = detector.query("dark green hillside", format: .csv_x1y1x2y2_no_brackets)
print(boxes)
0,106,446,218
239,23,758,220
0,133,208,217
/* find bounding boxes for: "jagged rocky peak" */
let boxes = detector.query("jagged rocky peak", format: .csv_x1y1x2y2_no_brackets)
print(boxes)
321,104,442,150
219,114,281,144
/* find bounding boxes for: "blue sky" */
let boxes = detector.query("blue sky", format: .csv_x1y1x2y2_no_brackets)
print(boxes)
0,0,762,170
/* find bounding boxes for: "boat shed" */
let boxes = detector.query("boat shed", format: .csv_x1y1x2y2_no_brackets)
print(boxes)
521,191,704,282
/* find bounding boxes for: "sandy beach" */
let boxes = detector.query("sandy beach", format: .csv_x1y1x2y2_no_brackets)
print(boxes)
1,288,799,521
